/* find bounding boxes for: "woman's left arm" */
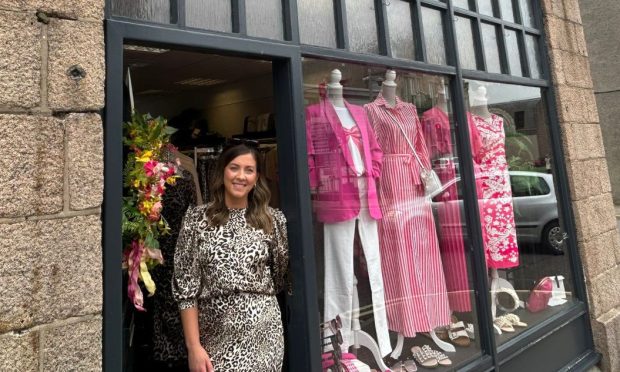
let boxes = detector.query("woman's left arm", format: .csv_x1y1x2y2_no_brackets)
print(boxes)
271,209,291,295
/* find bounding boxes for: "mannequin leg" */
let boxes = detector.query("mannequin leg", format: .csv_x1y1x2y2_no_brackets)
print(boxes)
323,218,356,351
357,208,392,356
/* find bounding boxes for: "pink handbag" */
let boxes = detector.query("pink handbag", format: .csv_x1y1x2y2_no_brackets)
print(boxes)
526,277,553,313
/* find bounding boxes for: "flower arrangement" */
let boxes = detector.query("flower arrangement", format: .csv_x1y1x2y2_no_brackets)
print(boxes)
122,112,179,311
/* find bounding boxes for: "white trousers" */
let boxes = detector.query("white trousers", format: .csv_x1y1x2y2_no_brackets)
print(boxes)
323,178,391,356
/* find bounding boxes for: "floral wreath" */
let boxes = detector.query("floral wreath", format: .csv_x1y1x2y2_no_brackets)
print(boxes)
122,112,179,311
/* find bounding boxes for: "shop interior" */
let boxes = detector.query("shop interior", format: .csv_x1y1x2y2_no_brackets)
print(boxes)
122,45,280,371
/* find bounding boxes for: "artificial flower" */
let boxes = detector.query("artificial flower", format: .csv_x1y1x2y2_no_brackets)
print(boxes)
122,112,179,311
136,150,153,163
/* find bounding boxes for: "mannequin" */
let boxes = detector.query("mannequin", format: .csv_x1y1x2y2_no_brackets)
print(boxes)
421,80,473,316
365,71,453,361
381,70,397,107
327,69,345,108
468,84,520,331
306,69,392,368
470,85,492,119
435,83,449,113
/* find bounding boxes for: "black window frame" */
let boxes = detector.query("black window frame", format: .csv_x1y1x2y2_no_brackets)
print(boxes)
103,1,600,371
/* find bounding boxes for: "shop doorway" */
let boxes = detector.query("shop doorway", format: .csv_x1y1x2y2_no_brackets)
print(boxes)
119,45,288,371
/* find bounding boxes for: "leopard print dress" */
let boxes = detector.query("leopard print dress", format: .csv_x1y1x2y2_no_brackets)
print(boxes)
173,204,289,371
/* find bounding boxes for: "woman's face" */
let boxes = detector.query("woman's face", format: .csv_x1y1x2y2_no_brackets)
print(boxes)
223,153,258,208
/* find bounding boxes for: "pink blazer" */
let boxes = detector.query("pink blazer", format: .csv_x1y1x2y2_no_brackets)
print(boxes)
305,99,383,223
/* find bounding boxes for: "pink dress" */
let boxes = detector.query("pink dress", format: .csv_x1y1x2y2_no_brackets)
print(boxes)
421,107,473,312
365,95,450,336
472,114,519,268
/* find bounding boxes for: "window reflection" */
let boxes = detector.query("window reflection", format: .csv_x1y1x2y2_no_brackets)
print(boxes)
246,0,284,40
421,7,447,65
111,0,170,23
455,16,478,70
464,80,575,346
346,0,380,54
481,23,502,73
387,0,416,60
298,0,338,48
505,29,523,76
525,35,542,79
186,0,232,32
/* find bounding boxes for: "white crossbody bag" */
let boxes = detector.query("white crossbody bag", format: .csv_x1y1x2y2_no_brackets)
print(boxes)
385,111,443,198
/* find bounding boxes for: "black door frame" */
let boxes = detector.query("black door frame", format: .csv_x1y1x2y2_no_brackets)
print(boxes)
104,19,321,372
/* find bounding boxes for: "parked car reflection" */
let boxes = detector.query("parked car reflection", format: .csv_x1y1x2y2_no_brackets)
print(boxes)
431,170,565,255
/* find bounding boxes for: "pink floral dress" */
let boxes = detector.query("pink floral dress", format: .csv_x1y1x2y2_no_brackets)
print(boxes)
472,114,519,268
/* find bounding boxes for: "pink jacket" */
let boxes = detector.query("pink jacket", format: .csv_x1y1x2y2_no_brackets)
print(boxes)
305,99,383,223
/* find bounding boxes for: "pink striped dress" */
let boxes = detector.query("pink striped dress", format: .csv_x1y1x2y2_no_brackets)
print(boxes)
364,95,451,336
421,107,472,313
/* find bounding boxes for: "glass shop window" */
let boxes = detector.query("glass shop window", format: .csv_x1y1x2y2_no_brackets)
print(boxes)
463,79,575,347
303,58,483,371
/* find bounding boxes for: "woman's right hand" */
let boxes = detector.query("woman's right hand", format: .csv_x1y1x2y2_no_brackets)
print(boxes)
188,346,214,372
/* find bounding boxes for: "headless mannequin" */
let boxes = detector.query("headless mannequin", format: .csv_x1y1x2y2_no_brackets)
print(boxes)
327,69,345,108
379,71,456,358
470,86,492,119
436,82,449,114
381,70,397,107
323,69,392,370
328,69,365,176
173,149,204,205
470,85,509,334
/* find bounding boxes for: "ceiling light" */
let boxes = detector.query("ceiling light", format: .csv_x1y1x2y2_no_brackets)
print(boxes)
175,78,226,87
138,89,165,95
124,45,170,54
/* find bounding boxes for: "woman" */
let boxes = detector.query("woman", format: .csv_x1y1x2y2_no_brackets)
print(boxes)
173,144,289,372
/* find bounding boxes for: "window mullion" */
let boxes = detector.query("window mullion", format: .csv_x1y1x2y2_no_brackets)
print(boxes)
232,0,247,34
375,0,391,56
413,0,428,62
334,0,349,49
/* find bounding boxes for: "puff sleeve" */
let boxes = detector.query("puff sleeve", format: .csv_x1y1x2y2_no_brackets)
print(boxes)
172,206,202,310
270,209,291,295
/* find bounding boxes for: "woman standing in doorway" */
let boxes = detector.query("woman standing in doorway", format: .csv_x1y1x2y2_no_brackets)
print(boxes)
173,144,289,372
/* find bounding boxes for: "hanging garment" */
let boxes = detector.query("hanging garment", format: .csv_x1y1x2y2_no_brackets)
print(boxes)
264,146,280,208
364,94,450,336
323,178,391,357
305,99,383,223
150,168,197,362
196,155,218,203
421,107,472,313
471,113,519,268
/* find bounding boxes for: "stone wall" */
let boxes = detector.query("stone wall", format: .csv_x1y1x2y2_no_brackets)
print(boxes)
0,1,104,371
542,1,620,371
579,0,620,206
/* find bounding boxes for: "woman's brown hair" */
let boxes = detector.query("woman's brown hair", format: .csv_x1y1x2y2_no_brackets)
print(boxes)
206,144,273,233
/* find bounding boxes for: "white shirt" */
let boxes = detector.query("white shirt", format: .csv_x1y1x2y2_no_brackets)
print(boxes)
334,106,365,176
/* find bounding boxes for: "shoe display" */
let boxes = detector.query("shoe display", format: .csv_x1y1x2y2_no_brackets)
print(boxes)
411,345,439,369
503,313,527,328
429,349,452,367
493,316,515,333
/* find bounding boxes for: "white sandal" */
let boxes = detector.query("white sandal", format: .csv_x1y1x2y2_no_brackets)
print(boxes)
411,345,438,369
494,316,515,333
430,349,452,366
504,313,527,328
